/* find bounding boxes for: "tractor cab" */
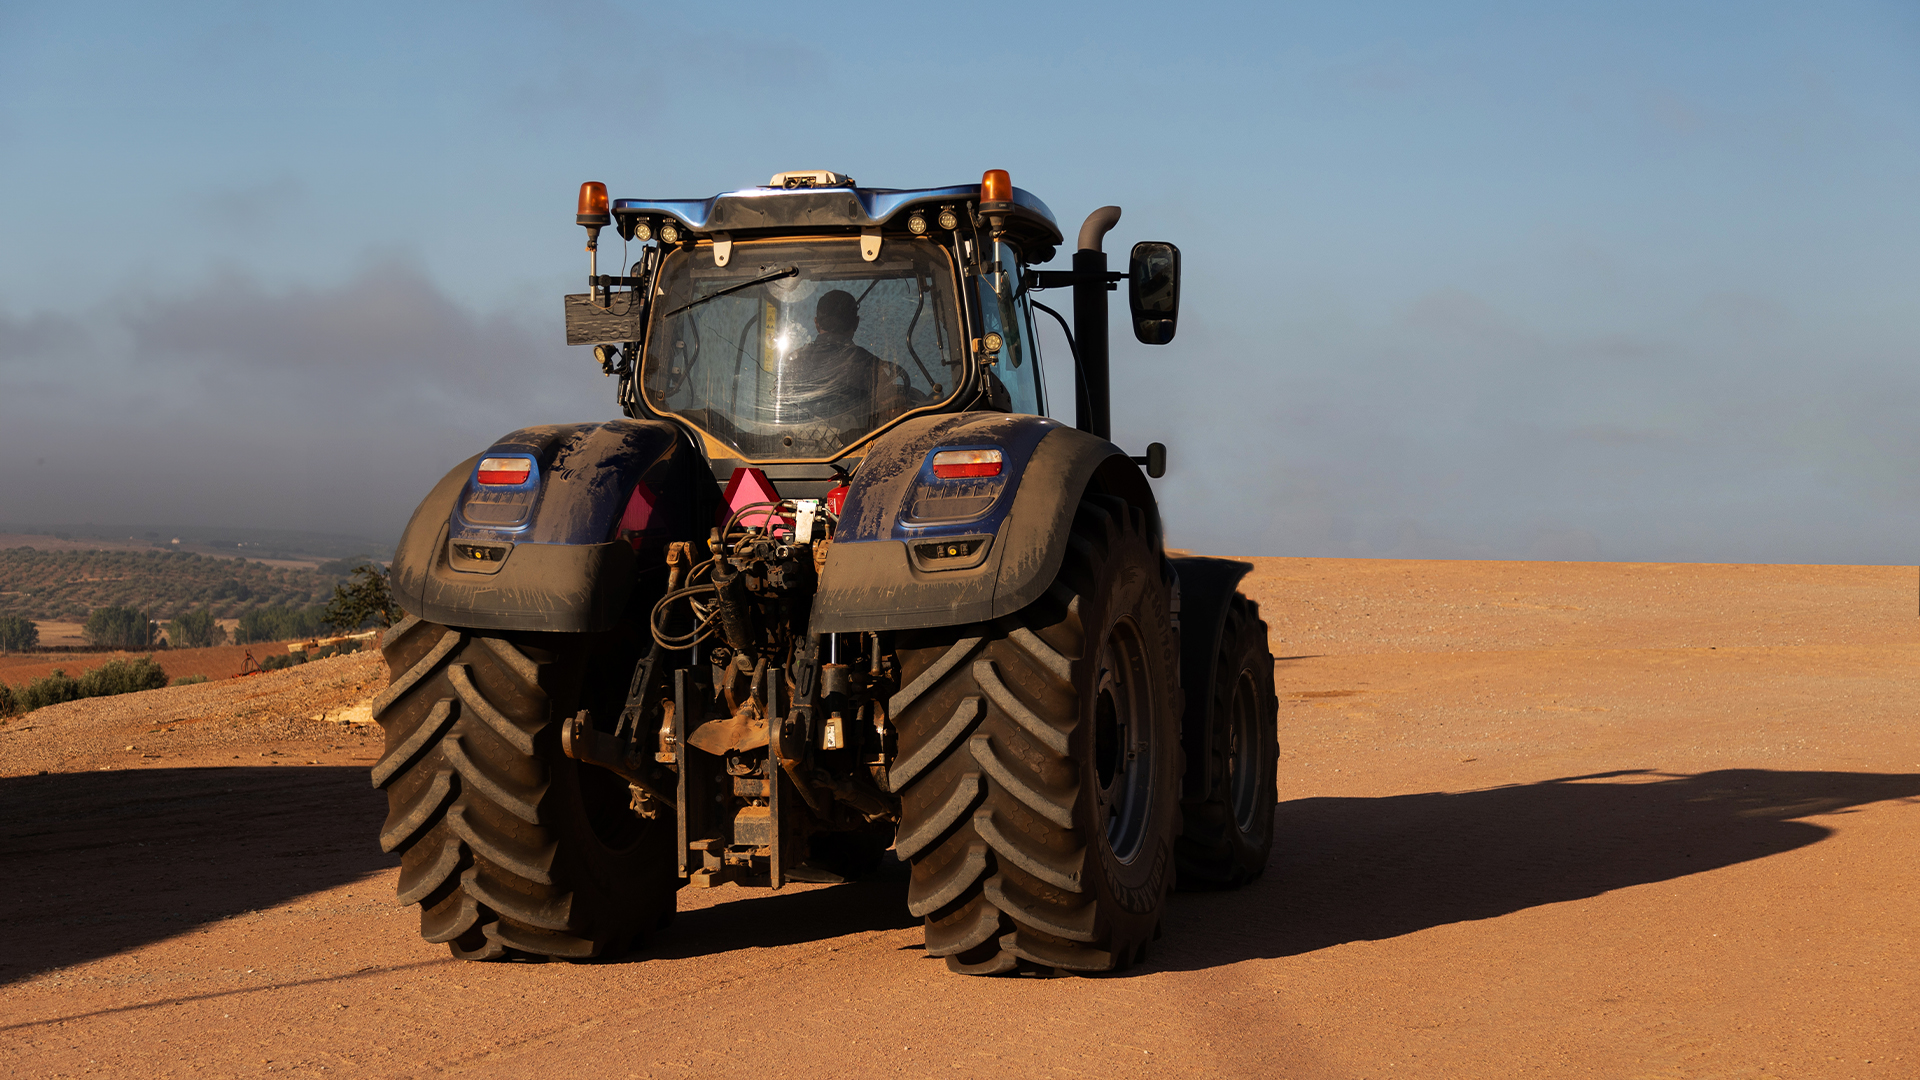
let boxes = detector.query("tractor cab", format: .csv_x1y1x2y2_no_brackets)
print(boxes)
566,170,1076,490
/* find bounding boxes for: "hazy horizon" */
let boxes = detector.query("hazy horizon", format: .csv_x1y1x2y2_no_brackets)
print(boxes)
4,3,1915,565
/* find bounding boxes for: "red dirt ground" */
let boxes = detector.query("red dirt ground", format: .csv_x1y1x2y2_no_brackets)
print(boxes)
0,642,297,688
0,558,1914,1079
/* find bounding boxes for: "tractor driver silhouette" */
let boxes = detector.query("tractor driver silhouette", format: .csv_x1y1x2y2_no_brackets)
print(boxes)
785,288,919,422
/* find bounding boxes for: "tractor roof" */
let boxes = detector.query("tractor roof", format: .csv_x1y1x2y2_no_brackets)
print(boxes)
611,178,1064,261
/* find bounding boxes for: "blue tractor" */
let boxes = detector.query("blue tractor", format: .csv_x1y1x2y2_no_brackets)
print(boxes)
374,169,1278,974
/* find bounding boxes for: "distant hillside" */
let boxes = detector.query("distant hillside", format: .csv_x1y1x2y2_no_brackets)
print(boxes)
0,548,374,622
0,523,392,565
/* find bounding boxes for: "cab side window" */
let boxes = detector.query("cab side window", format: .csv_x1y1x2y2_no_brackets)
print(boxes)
977,242,1043,416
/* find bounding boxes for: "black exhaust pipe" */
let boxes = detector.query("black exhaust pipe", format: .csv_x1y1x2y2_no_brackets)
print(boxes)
1073,206,1122,441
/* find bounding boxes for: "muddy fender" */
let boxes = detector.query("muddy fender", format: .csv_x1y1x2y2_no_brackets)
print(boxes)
812,412,1159,633
389,420,703,633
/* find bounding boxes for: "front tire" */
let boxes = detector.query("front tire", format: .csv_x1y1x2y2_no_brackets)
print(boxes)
890,494,1182,974
1175,594,1278,887
371,617,677,960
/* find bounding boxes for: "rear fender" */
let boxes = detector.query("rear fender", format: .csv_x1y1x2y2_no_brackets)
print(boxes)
812,412,1160,633
390,420,705,633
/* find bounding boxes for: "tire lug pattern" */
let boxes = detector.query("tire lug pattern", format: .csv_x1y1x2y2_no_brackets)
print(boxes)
1174,593,1279,888
381,613,422,651
465,870,576,932
477,635,541,687
370,697,457,790
891,494,1180,975
379,768,454,853
972,808,1082,893
924,896,1005,957
984,874,1097,942
441,734,546,824
893,770,982,861
973,659,1069,756
373,623,677,962
945,947,1020,975
396,834,466,906
448,664,536,755
968,734,1073,829
889,635,982,718
442,802,557,885
888,696,982,793
491,921,599,959
373,627,461,720
905,840,989,917
420,877,482,944
1006,626,1073,687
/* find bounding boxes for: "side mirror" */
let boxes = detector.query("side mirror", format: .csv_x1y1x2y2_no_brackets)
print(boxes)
1128,241,1181,345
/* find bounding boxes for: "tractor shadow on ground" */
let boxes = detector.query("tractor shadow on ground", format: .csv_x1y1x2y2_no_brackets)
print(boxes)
641,860,918,962
0,765,390,985
1149,767,1920,973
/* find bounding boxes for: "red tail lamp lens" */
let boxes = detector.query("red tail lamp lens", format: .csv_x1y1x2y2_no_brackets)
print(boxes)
477,457,532,485
980,169,1011,203
930,448,1003,479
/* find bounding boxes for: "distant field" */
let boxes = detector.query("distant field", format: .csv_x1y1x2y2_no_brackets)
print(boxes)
0,641,297,687
0,546,368,623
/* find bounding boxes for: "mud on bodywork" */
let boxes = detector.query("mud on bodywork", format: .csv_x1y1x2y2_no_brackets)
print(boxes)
389,420,706,633
811,411,1157,633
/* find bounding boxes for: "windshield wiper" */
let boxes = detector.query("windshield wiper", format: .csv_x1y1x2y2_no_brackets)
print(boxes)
665,266,799,318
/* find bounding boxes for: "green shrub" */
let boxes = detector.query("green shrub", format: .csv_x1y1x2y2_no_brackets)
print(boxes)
316,556,379,577
0,681,15,717
83,606,155,650
168,608,223,648
171,673,209,687
234,605,327,645
19,670,82,711
78,656,169,697
258,652,303,672
323,566,402,631
0,615,37,652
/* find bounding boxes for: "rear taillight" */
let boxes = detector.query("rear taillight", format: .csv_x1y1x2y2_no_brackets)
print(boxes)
477,457,532,485
929,448,1002,479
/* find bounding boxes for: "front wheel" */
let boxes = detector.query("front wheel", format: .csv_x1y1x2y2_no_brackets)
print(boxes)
371,618,678,960
1176,593,1278,887
890,494,1183,974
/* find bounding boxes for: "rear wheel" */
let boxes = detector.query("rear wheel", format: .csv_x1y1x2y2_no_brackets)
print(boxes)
1176,594,1278,887
372,617,677,960
890,494,1182,974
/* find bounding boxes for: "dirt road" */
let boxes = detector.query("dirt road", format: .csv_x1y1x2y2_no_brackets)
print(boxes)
2,559,1915,1078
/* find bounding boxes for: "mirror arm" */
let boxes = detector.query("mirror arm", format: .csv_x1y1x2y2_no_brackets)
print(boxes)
1129,442,1167,479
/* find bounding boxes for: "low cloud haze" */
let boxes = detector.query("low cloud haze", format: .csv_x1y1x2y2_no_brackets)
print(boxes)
1135,277,1920,562
1,261,608,544
5,249,1912,564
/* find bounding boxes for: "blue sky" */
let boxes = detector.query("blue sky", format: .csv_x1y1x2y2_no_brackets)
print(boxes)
2,1,1916,562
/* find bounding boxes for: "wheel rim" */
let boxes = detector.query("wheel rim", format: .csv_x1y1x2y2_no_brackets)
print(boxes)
1092,615,1156,864
1225,669,1263,833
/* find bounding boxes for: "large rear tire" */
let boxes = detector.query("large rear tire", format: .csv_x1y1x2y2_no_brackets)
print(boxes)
371,617,678,960
1175,594,1278,887
890,494,1182,974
